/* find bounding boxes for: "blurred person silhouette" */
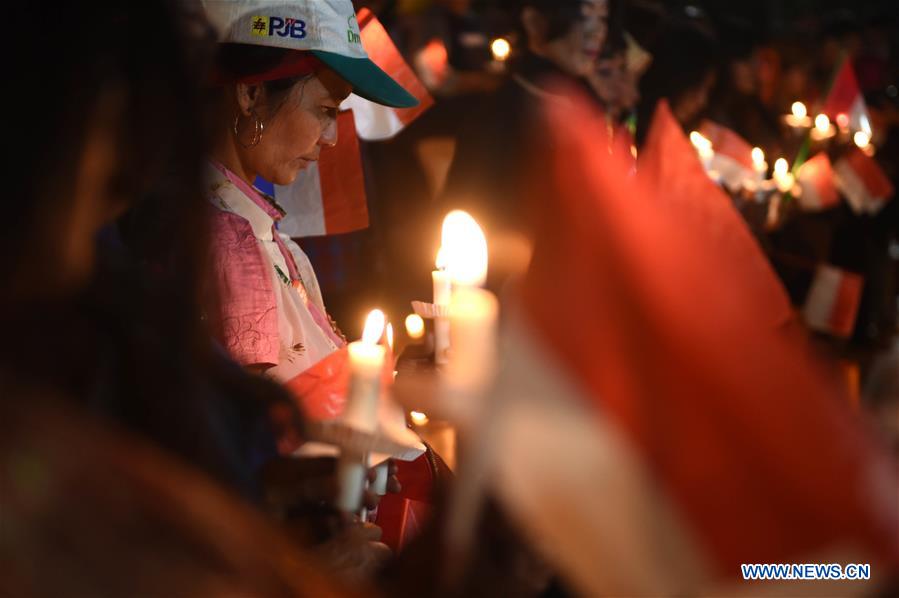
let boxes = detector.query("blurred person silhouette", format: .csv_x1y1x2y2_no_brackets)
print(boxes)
634,17,717,146
2,0,398,585
0,1,381,593
439,0,611,292
704,17,782,155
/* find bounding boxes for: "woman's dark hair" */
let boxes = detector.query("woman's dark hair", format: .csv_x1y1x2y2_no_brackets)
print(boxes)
635,17,719,144
216,43,313,111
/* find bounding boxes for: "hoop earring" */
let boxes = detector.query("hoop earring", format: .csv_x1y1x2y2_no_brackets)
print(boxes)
233,110,264,149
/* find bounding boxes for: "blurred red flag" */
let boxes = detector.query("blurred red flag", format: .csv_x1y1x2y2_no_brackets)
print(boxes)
821,58,869,133
803,264,864,338
797,152,841,211
698,120,754,170
638,100,793,329
834,146,895,215
515,89,899,585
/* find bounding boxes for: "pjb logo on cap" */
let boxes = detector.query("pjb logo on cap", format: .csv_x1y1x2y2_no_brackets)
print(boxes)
251,15,307,39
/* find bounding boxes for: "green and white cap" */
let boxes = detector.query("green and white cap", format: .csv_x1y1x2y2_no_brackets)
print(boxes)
202,0,418,108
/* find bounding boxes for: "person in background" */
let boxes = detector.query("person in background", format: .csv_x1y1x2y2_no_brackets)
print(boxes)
704,17,782,155
439,0,610,292
634,17,718,146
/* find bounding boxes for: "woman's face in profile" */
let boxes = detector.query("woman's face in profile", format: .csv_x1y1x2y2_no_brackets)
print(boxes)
241,67,353,186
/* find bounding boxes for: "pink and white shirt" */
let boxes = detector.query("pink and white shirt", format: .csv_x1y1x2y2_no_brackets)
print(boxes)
206,161,345,382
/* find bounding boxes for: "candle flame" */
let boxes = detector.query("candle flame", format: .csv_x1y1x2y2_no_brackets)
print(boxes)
774,158,789,177
385,322,394,351
791,101,807,119
405,314,424,340
814,114,830,133
361,309,386,345
853,130,871,149
435,246,448,270
441,210,488,287
410,410,429,425
751,147,765,166
490,37,511,61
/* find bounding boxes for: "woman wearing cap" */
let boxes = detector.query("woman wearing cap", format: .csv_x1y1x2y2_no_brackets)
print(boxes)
201,0,417,380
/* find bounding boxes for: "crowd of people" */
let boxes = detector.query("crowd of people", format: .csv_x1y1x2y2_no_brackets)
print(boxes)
2,0,898,596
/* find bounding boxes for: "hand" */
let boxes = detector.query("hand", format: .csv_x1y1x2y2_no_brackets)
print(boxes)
315,521,392,584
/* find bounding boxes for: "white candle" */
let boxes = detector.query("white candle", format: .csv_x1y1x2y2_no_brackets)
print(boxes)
335,458,367,512
343,310,387,431
371,460,389,496
433,247,452,365
437,210,499,426
337,309,386,513
448,286,499,399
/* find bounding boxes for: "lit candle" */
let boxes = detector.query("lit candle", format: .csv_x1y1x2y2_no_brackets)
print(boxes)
853,130,871,149
336,309,387,513
783,101,812,128
440,210,498,426
811,114,835,141
689,131,714,171
405,314,425,340
410,410,429,426
490,37,511,62
751,146,767,181
773,158,795,194
433,247,451,365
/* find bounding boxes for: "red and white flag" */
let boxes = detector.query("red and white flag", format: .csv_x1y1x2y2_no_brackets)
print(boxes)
834,146,895,215
821,58,871,134
796,152,841,211
802,264,864,338
276,110,369,237
697,120,756,190
341,8,434,140
479,90,899,596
